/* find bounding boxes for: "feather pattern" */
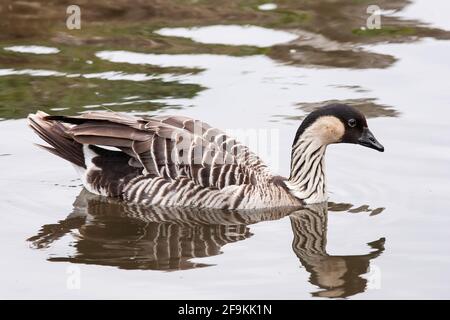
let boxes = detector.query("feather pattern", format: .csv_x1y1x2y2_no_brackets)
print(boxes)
29,111,303,210
286,137,327,204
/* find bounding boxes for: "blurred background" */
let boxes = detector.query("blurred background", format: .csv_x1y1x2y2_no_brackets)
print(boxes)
0,0,448,119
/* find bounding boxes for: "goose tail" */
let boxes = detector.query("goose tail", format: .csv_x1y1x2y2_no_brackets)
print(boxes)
28,111,86,169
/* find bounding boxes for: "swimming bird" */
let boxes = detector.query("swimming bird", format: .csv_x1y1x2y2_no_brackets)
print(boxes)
28,104,384,209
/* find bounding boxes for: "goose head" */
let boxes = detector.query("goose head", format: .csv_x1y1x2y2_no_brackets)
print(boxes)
288,104,384,204
293,103,384,152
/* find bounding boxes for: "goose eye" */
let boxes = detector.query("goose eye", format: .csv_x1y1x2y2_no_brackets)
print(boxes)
348,119,356,128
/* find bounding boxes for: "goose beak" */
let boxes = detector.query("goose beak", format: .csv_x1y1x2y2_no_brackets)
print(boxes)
358,128,384,152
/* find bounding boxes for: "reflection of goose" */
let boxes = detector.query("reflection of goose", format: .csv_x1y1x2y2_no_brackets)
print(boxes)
28,190,384,297
28,190,294,271
290,203,385,298
28,191,385,298
28,104,383,209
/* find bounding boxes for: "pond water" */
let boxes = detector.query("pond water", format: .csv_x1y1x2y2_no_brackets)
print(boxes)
154,25,299,47
0,0,449,299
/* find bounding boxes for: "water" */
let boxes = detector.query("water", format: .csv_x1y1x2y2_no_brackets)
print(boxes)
0,0,449,299
3,45,61,55
154,25,298,47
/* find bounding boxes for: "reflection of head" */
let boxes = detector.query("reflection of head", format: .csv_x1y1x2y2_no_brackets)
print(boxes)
28,189,293,271
290,203,385,298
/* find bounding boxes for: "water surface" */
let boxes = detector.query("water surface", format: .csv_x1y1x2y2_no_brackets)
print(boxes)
0,0,449,299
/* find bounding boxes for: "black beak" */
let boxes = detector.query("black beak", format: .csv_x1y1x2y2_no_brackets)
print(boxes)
358,128,384,152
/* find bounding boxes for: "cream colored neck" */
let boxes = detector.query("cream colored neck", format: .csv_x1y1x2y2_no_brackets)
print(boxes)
287,134,328,204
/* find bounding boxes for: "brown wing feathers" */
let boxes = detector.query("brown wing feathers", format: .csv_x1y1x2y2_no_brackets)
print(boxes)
31,111,270,190
28,112,86,168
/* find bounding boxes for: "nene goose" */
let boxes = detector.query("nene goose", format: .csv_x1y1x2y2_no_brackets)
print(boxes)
28,104,383,209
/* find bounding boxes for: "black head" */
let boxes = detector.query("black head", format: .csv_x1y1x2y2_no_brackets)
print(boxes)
293,103,384,152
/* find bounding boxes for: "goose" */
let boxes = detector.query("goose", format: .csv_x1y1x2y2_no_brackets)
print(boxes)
28,190,384,283
28,103,384,210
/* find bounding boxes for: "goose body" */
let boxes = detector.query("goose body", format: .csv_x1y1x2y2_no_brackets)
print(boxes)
28,104,383,210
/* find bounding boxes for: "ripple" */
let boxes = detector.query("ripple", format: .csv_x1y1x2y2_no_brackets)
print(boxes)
0,68,180,83
154,25,298,47
258,3,277,11
0,68,65,77
82,71,159,82
4,45,60,55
